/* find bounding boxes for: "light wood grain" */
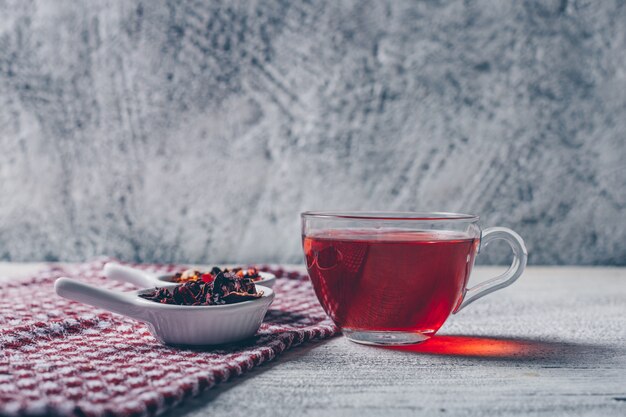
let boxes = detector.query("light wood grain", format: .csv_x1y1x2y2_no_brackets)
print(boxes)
1,264,625,416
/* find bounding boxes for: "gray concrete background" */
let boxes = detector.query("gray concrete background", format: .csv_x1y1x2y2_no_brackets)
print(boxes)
0,0,624,265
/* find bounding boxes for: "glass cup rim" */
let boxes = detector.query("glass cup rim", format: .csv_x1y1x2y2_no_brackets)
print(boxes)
301,211,479,222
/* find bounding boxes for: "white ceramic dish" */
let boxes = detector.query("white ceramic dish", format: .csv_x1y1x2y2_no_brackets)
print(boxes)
54,278,274,346
103,262,276,288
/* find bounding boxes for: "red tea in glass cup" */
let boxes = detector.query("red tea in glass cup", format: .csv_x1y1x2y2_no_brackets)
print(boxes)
301,212,527,345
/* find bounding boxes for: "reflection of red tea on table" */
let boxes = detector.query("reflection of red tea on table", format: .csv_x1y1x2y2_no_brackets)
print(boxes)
303,230,479,335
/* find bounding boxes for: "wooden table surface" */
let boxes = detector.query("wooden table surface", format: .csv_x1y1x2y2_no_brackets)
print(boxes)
1,264,625,417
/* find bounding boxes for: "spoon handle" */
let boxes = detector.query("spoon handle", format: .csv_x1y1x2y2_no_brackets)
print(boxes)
103,263,160,288
55,278,147,321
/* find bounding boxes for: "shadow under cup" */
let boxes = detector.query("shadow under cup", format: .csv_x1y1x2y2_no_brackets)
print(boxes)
301,211,484,346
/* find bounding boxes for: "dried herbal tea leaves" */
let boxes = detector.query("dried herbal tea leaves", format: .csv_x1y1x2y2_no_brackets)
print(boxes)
172,266,262,283
140,270,262,306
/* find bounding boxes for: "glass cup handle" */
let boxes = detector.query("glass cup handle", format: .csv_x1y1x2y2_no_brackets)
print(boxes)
455,227,528,313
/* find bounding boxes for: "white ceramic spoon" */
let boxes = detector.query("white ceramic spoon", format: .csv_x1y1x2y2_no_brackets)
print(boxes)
103,262,276,288
55,278,274,346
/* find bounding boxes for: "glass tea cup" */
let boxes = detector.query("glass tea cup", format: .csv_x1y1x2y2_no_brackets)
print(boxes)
301,211,527,345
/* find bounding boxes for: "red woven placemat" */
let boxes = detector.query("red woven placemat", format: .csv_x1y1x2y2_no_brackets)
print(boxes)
0,260,337,417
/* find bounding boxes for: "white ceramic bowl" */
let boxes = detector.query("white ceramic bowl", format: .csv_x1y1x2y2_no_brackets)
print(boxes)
103,263,276,289
55,278,274,346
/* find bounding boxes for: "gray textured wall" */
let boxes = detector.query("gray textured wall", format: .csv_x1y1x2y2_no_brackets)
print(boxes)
0,0,625,265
